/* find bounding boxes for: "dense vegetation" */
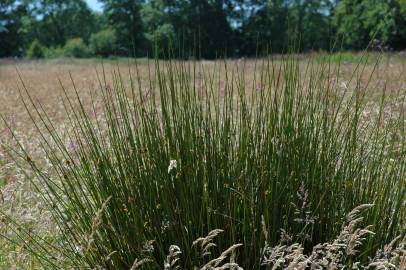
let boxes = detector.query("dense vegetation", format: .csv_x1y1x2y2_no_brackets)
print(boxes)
1,0,406,59
3,55,405,269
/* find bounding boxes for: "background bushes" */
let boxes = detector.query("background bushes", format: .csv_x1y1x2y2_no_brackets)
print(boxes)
89,29,117,57
63,38,89,58
2,0,406,59
26,39,45,59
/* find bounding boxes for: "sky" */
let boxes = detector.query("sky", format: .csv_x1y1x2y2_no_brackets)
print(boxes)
85,0,103,12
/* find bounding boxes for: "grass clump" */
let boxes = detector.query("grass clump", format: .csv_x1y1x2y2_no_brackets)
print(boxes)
2,55,405,269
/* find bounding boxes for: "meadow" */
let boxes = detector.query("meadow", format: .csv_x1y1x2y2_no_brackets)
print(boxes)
0,53,405,269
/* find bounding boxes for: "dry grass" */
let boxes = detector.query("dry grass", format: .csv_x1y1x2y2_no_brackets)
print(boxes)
0,57,405,132
1,56,404,185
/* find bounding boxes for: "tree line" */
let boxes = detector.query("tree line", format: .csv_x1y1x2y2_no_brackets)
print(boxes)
1,0,406,59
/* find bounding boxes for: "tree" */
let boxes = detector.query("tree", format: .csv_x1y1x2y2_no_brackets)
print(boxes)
0,0,28,56
1,0,405,58
24,0,96,48
333,0,405,50
141,0,175,56
333,0,366,49
239,0,289,55
99,0,144,55
393,0,406,48
151,0,233,58
89,28,117,57
278,0,332,51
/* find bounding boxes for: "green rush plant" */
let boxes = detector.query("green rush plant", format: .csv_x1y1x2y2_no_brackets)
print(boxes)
2,55,405,269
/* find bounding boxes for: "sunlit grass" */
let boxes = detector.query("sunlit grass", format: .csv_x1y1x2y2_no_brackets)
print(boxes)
1,54,405,269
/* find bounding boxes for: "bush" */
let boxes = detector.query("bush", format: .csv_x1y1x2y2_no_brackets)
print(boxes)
8,56,406,269
26,39,45,59
63,38,89,58
44,46,64,59
89,29,117,57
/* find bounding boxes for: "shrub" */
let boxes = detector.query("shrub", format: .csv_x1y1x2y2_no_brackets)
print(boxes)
44,46,64,58
6,55,406,269
26,39,45,59
63,38,89,58
89,29,117,57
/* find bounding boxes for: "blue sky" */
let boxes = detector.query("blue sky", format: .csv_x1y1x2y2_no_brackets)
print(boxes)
85,0,103,12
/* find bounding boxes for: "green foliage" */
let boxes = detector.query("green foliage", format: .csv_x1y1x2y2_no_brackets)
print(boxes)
99,0,144,55
240,0,333,54
393,0,406,48
1,0,406,58
44,46,64,58
9,56,405,268
291,0,333,50
148,23,175,45
141,2,175,55
334,0,406,49
63,38,88,58
0,0,27,57
89,29,117,57
27,0,96,47
239,0,289,54
154,0,233,58
26,39,45,59
333,0,366,49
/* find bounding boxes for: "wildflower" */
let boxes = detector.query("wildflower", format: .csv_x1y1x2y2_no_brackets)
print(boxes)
168,159,177,174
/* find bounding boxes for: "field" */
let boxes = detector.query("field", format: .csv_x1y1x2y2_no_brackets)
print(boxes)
1,55,404,129
0,54,405,269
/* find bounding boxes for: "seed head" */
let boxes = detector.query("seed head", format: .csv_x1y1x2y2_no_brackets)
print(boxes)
168,160,177,174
